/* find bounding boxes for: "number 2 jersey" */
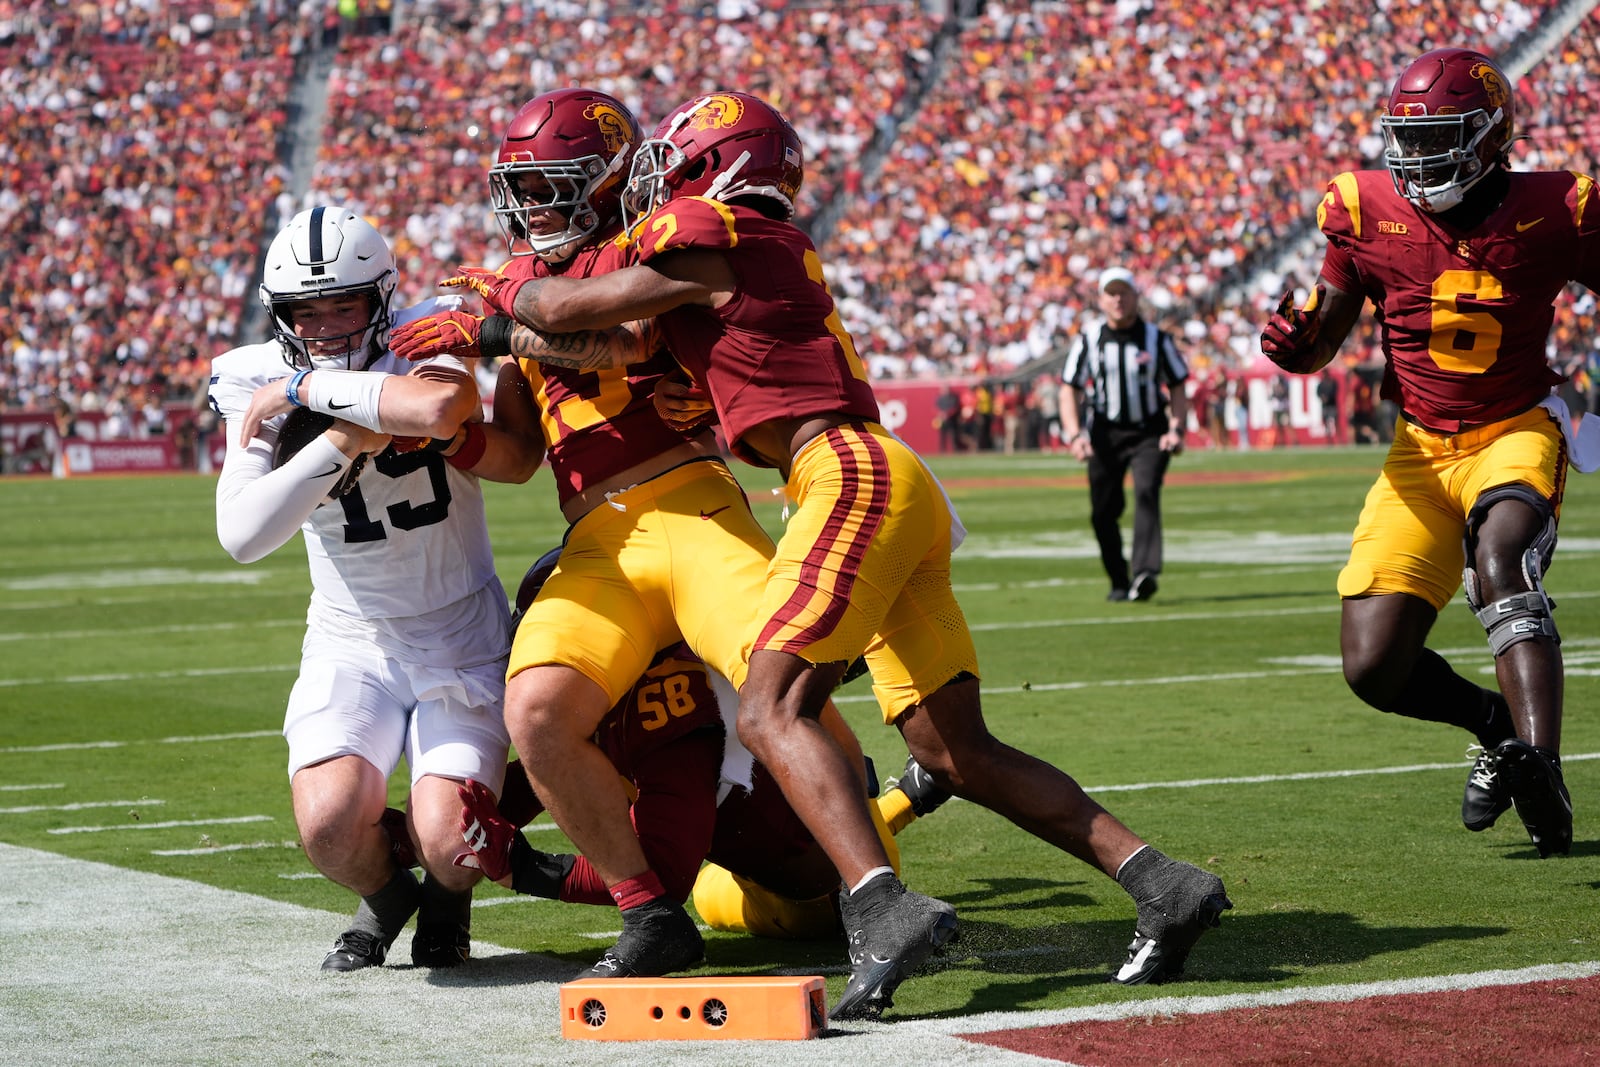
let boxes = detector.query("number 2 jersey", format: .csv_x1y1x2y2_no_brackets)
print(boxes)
1316,168,1600,430
629,197,880,468
208,298,498,624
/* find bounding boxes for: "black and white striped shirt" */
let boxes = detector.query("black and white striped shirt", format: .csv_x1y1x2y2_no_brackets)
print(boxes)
1061,317,1188,427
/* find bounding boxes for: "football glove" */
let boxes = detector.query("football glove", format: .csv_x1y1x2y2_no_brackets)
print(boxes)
441,266,526,318
390,310,484,362
271,405,367,499
1260,282,1326,374
454,778,516,881
653,370,716,434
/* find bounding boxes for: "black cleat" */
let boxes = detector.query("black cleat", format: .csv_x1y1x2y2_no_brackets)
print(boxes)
411,919,471,967
1129,572,1159,602
585,897,704,979
1496,738,1572,858
887,755,953,818
320,929,390,972
1462,744,1511,832
830,876,958,1021
1107,587,1130,602
1113,858,1231,985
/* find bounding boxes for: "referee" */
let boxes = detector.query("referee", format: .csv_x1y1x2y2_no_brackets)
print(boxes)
1059,267,1189,602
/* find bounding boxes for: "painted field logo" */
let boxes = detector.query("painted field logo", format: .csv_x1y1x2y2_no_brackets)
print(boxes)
583,102,635,153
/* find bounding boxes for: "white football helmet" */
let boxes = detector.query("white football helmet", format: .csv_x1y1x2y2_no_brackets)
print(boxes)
258,206,398,369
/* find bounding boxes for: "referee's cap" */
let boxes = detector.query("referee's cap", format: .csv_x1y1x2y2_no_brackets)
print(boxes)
1098,267,1138,294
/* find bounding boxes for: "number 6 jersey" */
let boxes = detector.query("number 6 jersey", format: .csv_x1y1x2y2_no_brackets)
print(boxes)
1316,168,1600,431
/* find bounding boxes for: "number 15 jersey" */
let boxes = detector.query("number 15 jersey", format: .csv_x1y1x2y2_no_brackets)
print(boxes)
1317,168,1600,431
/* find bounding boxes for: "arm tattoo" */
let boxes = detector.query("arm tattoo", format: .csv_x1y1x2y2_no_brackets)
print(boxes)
507,322,638,371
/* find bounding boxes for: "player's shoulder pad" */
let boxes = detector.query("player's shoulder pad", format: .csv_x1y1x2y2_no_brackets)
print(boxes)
1565,170,1600,232
631,196,740,262
207,341,282,421
1317,171,1365,240
392,293,467,329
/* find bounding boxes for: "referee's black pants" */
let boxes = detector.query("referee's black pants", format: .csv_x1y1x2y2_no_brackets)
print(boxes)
1085,419,1171,591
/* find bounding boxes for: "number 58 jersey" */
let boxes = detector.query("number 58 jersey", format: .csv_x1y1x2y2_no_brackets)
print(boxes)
1317,168,1600,431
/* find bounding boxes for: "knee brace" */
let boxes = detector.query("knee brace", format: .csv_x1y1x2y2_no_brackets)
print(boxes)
1462,484,1559,656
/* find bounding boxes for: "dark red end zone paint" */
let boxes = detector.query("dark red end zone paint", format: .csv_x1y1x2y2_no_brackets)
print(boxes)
965,975,1600,1065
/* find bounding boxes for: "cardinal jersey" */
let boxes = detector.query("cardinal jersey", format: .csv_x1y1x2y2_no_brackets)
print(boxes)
1317,168,1600,430
592,641,722,778
629,197,879,467
503,231,689,506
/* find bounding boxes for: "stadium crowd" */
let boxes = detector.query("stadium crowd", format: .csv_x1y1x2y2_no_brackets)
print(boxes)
3,0,1599,449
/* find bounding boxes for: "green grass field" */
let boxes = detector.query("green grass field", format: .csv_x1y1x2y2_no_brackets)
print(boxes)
4,445,1598,1021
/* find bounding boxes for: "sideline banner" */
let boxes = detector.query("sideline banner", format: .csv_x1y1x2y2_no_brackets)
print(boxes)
62,437,182,474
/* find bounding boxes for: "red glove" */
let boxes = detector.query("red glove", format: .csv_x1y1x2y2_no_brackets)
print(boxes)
442,266,526,318
454,778,516,881
390,310,483,362
1260,282,1326,374
653,370,716,434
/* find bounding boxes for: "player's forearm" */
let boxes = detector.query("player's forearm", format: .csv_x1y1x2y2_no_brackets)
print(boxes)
506,319,642,372
215,433,345,563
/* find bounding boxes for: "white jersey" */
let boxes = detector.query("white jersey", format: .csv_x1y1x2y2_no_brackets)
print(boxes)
209,297,499,630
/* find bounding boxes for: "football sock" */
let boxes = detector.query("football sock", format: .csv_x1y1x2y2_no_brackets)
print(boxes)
416,870,472,929
354,866,421,941
610,870,668,911
1389,649,1511,743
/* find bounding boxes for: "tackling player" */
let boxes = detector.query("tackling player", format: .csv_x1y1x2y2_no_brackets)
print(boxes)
1261,48,1595,857
389,89,880,981
441,547,945,943
209,206,541,971
398,91,1232,1019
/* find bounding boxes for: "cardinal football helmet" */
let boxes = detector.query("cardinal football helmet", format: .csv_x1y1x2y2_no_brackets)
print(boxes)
489,88,641,263
624,91,804,229
259,206,398,370
1379,48,1514,213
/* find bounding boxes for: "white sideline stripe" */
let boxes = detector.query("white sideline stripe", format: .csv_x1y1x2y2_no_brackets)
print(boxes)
905,961,1600,1037
0,730,279,754
277,872,322,880
152,841,300,856
47,815,273,835
834,664,1341,703
0,799,166,815
0,782,63,792
4,841,1593,1066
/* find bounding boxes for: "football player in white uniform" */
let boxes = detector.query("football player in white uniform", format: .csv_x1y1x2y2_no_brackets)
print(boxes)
208,206,542,971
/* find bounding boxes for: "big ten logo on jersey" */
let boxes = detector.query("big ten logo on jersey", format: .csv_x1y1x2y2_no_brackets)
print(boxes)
634,663,702,731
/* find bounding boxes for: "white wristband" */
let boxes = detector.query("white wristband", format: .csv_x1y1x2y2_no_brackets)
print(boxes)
303,368,387,432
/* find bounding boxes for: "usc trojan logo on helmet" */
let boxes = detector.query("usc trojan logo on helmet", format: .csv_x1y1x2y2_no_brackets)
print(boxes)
1469,62,1509,110
686,94,746,131
583,102,636,154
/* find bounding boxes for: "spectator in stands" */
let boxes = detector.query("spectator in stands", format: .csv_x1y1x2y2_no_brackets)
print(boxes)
1059,267,1189,603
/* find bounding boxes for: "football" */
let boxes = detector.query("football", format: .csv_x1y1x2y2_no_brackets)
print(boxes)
271,405,367,499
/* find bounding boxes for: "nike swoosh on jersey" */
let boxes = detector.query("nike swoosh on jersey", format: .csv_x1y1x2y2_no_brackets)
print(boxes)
328,400,356,410
1516,217,1545,232
699,506,731,520
311,462,342,480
